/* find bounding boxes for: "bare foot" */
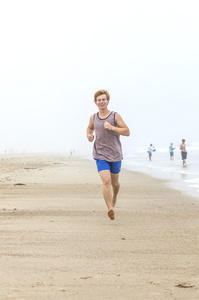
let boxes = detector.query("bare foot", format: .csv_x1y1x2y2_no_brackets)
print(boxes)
107,209,115,220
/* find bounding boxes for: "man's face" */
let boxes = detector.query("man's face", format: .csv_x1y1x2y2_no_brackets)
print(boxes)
95,94,109,109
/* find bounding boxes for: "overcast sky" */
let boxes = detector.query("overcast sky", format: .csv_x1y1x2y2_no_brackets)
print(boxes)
0,0,198,154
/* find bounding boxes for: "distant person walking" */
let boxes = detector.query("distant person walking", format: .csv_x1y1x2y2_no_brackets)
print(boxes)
148,144,156,161
86,89,130,220
180,139,187,167
169,143,175,160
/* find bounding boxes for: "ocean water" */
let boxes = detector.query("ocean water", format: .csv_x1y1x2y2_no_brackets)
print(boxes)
123,143,199,199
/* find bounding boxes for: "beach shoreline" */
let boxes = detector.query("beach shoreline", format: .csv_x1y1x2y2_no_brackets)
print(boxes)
123,148,199,200
1,154,199,299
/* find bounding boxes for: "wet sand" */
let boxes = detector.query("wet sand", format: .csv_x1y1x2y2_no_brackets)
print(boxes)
0,154,199,299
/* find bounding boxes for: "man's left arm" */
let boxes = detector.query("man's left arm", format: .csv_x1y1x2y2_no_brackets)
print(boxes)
104,113,130,136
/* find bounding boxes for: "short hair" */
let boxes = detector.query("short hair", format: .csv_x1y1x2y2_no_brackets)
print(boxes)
94,89,110,102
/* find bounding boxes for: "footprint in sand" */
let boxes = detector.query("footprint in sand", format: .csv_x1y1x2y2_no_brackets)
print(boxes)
175,282,194,288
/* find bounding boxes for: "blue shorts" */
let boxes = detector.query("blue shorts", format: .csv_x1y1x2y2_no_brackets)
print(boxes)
95,159,122,174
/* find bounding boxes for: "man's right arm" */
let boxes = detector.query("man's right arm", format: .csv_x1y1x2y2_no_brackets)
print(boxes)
87,115,95,142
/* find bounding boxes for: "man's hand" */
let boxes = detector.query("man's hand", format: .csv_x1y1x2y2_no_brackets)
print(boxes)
87,134,94,142
104,121,112,131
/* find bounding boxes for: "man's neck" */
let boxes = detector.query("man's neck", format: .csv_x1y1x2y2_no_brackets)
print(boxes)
98,108,111,119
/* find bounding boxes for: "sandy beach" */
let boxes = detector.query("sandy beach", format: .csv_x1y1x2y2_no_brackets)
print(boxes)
1,154,199,299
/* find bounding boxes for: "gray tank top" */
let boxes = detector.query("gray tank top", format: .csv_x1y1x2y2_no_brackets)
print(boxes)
93,111,123,162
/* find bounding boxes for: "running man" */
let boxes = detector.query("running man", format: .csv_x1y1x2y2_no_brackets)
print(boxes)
87,89,130,220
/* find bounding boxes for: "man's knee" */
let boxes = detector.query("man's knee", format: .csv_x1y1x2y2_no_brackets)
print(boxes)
112,181,120,189
103,177,111,187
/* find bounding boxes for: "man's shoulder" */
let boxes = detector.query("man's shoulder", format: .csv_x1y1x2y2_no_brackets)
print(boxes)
89,114,95,122
114,112,121,119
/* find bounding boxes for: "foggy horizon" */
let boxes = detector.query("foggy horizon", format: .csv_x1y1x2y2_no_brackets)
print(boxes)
1,0,198,155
